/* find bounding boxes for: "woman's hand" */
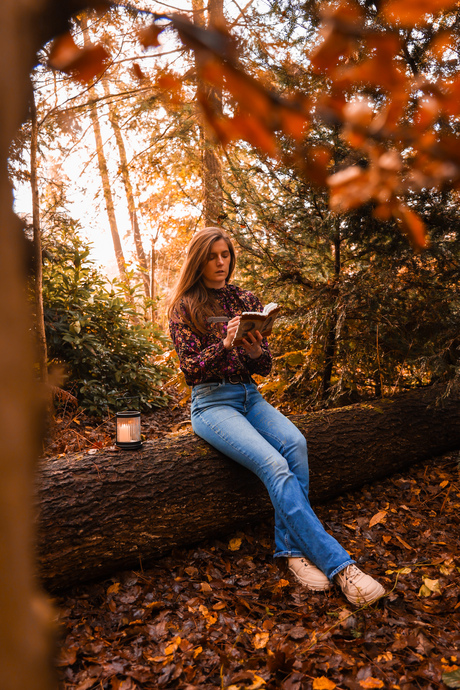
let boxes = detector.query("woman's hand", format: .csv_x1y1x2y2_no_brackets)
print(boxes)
223,316,241,350
242,330,263,359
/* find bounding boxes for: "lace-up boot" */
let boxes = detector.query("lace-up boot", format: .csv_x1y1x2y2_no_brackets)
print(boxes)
335,565,385,605
288,557,331,591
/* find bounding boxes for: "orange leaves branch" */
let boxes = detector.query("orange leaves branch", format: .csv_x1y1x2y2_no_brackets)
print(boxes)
45,0,460,250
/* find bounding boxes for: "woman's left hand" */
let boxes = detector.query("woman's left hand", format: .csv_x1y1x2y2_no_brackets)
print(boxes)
242,330,263,359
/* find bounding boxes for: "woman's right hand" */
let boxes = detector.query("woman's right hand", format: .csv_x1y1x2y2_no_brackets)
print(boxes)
223,316,241,350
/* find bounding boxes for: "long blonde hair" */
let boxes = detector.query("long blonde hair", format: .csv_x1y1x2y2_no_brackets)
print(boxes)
168,227,236,334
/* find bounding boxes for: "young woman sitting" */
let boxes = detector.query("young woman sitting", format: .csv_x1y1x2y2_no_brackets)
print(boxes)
168,226,385,606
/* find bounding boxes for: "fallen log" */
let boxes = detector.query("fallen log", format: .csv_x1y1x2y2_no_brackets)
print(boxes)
36,384,460,590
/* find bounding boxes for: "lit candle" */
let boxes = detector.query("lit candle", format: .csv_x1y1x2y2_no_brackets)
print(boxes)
117,423,131,443
116,411,142,449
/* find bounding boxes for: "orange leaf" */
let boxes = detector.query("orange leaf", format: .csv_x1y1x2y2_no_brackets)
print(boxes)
219,64,270,120
382,0,457,26
253,631,270,649
413,96,440,131
229,114,278,157
369,510,388,528
327,165,374,211
397,205,429,251
138,24,164,49
313,677,336,690
131,63,147,81
310,26,355,72
48,33,81,70
359,678,384,689
296,145,332,187
157,73,182,91
310,1,364,72
429,30,456,59
279,106,309,141
48,33,110,83
394,532,414,550
373,204,393,220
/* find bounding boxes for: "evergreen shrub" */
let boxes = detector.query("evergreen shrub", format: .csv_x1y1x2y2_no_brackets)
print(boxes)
41,222,172,415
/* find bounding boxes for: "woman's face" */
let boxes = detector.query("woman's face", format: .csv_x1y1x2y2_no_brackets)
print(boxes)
202,238,231,289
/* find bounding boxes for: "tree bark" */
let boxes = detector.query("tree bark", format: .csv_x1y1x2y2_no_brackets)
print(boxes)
36,384,460,591
322,226,341,400
0,2,100,687
193,0,224,226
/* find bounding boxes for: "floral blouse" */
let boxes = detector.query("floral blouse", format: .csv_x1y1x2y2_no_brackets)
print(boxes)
169,284,273,386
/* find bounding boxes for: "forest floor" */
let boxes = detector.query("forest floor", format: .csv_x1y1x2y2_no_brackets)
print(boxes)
46,400,460,690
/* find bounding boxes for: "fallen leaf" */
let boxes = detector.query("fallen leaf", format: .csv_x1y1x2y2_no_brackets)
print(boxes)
394,534,413,550
55,645,78,667
359,678,384,688
253,631,270,649
442,669,460,688
369,510,388,527
289,626,308,640
164,636,181,655
422,577,442,594
229,537,243,551
247,677,266,690
313,677,336,689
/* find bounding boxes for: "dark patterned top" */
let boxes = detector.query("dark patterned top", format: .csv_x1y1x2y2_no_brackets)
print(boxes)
169,284,273,386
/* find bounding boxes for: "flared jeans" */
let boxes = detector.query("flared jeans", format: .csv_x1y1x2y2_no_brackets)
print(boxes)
191,381,354,580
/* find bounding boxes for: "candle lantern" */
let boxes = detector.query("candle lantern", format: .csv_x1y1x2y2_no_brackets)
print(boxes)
116,411,142,450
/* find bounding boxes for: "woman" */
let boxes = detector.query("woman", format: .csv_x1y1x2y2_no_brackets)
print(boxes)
168,227,385,606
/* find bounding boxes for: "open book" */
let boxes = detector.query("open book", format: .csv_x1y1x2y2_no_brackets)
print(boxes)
232,303,280,345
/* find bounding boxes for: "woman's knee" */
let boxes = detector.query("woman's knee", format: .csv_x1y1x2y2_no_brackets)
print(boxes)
285,427,307,456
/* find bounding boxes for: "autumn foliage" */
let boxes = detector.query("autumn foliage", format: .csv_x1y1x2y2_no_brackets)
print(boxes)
44,0,460,252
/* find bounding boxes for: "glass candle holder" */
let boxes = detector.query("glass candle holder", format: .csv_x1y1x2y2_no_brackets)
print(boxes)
116,411,142,450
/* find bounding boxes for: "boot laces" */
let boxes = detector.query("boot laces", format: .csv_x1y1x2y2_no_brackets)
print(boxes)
342,565,361,584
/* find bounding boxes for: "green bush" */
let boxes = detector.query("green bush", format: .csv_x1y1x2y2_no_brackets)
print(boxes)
41,221,172,415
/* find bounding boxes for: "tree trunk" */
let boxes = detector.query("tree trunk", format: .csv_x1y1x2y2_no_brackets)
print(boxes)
322,228,341,400
151,236,156,323
104,80,150,300
81,18,128,282
88,91,128,280
0,1,78,686
36,384,460,591
193,0,224,226
30,89,48,384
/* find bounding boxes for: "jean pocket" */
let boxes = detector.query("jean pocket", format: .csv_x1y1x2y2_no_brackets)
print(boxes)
193,382,222,399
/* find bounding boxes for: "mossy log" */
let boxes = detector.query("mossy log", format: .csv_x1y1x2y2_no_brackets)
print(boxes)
36,385,460,590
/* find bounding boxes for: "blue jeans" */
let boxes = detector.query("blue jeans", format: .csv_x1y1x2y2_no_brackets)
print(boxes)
191,381,354,580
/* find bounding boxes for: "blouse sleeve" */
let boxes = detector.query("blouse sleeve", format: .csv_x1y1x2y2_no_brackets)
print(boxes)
169,317,229,382
241,343,272,377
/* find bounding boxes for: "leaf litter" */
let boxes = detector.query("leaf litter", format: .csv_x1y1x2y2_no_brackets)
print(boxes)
53,448,460,689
